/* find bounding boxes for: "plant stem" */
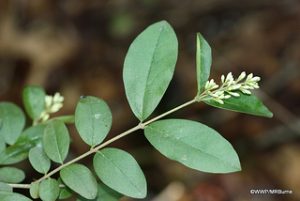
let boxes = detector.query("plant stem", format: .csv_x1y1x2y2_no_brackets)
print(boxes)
8,183,31,189
12,97,199,188
143,98,197,126
36,124,142,183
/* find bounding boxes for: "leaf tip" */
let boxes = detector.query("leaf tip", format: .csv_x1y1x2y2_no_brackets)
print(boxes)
265,110,274,118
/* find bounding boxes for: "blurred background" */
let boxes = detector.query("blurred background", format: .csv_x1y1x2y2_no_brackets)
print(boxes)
1,0,300,200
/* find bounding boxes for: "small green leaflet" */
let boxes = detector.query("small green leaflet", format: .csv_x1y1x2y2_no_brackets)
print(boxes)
22,86,46,120
60,163,98,199
58,178,73,200
43,121,70,164
93,148,147,198
123,20,178,121
58,186,72,200
196,33,212,93
29,146,51,174
29,182,39,199
205,93,273,118
145,119,241,173
0,167,25,183
0,182,12,193
0,124,46,165
0,192,32,201
75,96,112,147
39,178,60,201
97,183,122,201
76,183,122,201
0,102,25,145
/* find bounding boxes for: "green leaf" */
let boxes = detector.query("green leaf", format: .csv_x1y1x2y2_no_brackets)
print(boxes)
75,96,112,147
39,178,60,201
22,86,45,120
29,146,51,174
0,167,25,183
29,182,39,199
0,136,5,152
60,163,98,199
0,102,26,145
204,93,273,118
196,33,212,93
144,119,241,173
58,186,73,200
0,124,46,165
93,148,147,198
57,178,73,200
123,20,178,121
0,182,12,193
52,115,75,124
76,183,122,201
97,183,122,201
0,192,32,201
43,120,70,164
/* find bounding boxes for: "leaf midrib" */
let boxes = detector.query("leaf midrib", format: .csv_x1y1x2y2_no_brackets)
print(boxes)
52,125,63,164
140,24,165,120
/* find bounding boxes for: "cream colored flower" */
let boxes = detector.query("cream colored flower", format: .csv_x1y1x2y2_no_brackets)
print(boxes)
39,92,64,122
204,72,261,104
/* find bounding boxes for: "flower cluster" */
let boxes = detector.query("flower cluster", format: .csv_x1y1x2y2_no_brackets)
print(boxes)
39,92,64,122
204,72,260,104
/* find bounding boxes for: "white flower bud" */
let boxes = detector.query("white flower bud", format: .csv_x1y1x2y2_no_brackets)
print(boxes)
228,91,240,97
221,75,225,83
38,92,65,122
205,81,210,89
225,72,234,83
53,92,64,103
237,71,246,82
241,89,251,95
50,103,63,113
215,99,224,104
251,76,261,82
246,73,253,80
45,96,53,108
228,84,241,91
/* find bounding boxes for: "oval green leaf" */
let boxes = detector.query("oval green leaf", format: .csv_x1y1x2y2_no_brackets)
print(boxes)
43,121,70,164
39,178,59,201
97,183,122,201
123,20,178,121
0,182,12,193
0,192,32,201
0,102,25,145
0,167,25,183
60,163,98,199
77,183,122,201
93,148,147,198
58,186,72,200
145,119,241,173
22,86,45,120
196,33,212,93
0,124,46,165
205,93,273,118
75,96,112,147
29,182,39,199
58,178,73,200
29,146,51,174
